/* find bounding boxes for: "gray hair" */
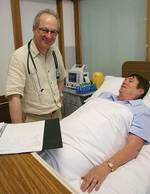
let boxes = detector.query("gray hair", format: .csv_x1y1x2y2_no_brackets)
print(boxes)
33,9,60,30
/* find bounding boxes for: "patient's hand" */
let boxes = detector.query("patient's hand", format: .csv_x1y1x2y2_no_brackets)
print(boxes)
80,163,111,193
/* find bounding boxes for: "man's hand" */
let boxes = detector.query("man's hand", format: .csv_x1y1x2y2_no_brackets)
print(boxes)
80,163,111,193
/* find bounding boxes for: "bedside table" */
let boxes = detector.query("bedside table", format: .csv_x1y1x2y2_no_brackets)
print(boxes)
62,87,94,117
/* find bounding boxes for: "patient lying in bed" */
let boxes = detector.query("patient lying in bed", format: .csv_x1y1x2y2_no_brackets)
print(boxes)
40,74,150,193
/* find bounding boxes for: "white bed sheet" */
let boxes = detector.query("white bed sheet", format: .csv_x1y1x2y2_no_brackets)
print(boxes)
69,143,150,194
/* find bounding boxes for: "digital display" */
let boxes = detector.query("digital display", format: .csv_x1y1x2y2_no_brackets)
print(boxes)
68,73,77,83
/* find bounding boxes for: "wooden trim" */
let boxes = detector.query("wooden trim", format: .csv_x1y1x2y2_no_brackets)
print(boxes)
56,0,65,66
10,0,23,49
146,0,150,61
122,61,150,80
73,0,82,64
0,153,73,193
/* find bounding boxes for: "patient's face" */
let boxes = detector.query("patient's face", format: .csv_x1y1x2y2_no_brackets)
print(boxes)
119,76,144,100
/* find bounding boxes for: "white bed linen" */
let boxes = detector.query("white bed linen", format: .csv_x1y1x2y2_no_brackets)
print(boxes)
41,97,146,194
61,98,133,166
69,144,150,194
41,75,150,194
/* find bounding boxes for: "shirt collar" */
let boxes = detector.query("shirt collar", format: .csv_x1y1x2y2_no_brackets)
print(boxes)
102,92,117,101
103,92,143,106
30,40,40,58
126,99,143,106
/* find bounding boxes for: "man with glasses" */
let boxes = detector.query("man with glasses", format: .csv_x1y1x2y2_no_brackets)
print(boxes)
6,9,66,123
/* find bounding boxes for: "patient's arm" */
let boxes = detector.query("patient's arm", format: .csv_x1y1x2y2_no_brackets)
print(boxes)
80,134,144,193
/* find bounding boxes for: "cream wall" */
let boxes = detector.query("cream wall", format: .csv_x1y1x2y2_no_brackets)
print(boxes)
20,0,57,44
0,0,14,95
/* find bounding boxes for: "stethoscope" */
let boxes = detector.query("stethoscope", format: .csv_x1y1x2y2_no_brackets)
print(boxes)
27,39,60,92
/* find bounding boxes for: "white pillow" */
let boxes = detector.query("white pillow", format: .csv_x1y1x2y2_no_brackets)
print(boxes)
91,75,150,107
91,76,124,98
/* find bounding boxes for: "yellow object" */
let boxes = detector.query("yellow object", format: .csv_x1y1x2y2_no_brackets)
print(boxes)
92,72,104,89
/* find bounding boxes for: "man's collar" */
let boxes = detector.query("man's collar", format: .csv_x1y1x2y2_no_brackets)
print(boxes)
102,92,143,106
101,92,118,101
29,40,52,58
29,40,40,58
127,99,143,106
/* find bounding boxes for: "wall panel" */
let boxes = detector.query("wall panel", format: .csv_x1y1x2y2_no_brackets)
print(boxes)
63,0,76,69
80,0,147,77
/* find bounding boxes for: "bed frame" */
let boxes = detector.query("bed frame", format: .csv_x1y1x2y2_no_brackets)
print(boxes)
122,61,150,81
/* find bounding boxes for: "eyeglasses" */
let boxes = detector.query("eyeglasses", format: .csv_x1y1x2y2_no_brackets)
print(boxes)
38,27,59,37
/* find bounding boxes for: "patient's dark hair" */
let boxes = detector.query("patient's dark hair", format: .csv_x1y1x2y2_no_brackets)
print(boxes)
129,73,150,99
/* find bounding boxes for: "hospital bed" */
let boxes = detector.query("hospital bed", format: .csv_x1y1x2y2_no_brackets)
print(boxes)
41,61,150,194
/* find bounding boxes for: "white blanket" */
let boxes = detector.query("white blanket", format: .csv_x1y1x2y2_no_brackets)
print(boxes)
61,98,133,166
67,145,150,194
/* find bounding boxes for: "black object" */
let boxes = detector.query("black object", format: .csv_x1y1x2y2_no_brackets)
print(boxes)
42,118,63,150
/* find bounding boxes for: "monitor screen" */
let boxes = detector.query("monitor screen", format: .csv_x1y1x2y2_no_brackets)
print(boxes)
68,72,77,83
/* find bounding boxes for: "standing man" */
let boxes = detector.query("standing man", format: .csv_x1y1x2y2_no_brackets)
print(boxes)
6,9,66,123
